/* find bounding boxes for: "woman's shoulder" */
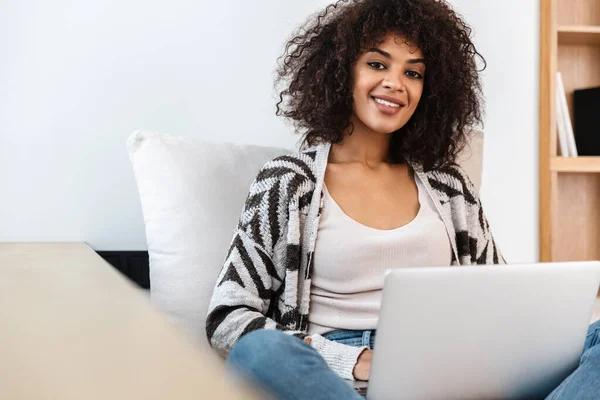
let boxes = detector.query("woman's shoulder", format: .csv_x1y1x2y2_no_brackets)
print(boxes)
418,162,479,202
240,144,327,230
255,143,328,184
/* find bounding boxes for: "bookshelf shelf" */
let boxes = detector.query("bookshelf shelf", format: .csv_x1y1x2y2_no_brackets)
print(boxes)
551,157,600,172
558,25,600,45
540,0,600,262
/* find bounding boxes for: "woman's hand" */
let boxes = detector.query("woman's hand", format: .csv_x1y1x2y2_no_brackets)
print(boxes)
353,349,373,381
304,337,371,381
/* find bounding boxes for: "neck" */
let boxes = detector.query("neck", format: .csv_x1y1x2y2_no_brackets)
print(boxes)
329,117,394,168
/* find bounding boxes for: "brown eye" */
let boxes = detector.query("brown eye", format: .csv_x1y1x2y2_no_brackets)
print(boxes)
367,61,386,70
406,70,423,79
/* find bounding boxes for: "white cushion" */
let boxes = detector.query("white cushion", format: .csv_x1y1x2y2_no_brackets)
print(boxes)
127,131,289,351
127,129,484,351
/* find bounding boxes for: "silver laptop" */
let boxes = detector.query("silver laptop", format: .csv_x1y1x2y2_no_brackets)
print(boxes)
359,261,600,400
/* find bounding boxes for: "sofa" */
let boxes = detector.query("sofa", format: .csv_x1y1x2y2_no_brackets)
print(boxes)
127,130,485,357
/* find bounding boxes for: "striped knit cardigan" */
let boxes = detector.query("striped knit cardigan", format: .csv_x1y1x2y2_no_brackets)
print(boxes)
206,142,505,380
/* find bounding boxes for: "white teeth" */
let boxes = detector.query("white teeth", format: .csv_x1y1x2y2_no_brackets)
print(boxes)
373,97,401,107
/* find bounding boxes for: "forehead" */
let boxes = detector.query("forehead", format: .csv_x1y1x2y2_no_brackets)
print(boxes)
368,34,423,58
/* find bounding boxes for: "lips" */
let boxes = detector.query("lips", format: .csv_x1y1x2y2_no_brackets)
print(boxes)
371,96,405,115
372,95,405,107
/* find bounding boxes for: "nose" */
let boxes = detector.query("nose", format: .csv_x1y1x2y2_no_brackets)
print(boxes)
383,74,406,92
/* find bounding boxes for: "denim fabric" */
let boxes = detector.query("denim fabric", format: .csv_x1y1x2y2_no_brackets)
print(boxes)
545,319,600,399
322,329,377,349
225,321,600,400
226,329,364,400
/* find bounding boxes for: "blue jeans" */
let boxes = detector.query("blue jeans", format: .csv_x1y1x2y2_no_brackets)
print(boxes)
546,319,600,399
226,321,600,400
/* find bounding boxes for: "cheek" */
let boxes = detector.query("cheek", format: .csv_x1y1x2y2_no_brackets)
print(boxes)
409,85,424,108
352,71,377,98
352,86,372,115
352,80,370,100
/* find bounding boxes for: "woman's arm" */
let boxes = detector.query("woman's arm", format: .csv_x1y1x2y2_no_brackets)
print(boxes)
450,164,506,265
205,161,367,380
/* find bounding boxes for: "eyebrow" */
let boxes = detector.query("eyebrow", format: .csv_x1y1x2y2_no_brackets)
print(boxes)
367,48,426,65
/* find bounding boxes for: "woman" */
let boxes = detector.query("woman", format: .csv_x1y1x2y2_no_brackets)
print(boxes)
205,0,600,398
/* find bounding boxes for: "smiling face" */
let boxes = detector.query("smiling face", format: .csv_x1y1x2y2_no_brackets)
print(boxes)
349,34,426,136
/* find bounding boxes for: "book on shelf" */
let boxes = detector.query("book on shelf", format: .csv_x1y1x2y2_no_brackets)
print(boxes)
556,72,578,157
573,87,600,156
556,73,569,157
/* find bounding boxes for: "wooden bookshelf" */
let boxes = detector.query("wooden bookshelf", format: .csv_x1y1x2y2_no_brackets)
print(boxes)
558,26,600,45
540,0,600,262
551,157,600,172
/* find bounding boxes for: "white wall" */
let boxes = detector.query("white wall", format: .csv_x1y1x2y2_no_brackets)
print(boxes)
448,0,540,263
0,0,330,250
1,0,539,261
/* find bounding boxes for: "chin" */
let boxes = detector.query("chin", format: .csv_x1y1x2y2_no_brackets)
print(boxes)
365,122,403,135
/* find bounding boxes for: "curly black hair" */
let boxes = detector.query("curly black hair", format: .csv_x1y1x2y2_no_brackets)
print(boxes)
274,0,486,171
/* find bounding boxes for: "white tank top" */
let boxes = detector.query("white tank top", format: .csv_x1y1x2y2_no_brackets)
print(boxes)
308,174,452,335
